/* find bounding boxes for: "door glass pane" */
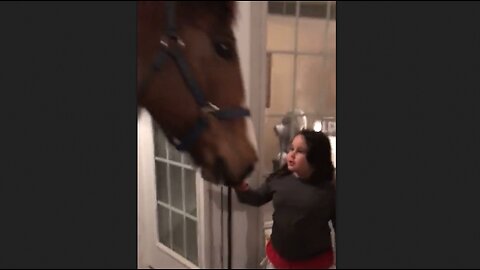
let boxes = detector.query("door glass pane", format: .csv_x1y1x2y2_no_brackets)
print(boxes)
326,19,336,54
298,2,328,53
266,54,294,115
268,1,284,14
169,165,183,210
267,7,296,51
184,169,197,216
155,162,168,203
171,212,184,256
295,55,335,117
300,1,328,19
157,204,170,247
330,2,336,20
186,217,198,265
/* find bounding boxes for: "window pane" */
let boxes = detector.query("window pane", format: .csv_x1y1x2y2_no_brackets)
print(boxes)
300,1,327,19
266,54,294,115
169,165,183,210
328,55,336,111
267,14,295,51
186,217,198,265
184,169,197,217
157,205,170,247
297,16,328,53
285,2,296,15
155,162,168,204
171,212,184,256
295,55,335,117
326,20,336,55
330,2,336,20
268,1,284,14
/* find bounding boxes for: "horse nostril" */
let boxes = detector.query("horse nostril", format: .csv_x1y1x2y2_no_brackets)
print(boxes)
214,158,254,187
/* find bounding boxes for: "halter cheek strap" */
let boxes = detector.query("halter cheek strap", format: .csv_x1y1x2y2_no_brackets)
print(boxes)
141,1,250,152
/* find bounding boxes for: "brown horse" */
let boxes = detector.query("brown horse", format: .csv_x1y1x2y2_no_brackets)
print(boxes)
137,1,257,186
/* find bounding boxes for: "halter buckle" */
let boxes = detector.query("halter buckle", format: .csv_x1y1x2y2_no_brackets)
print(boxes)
201,102,220,114
160,34,186,49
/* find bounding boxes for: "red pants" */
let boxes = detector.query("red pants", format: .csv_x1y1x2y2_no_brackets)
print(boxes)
266,240,334,269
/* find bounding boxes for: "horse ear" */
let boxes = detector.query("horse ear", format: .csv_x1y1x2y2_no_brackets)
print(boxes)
226,1,236,14
225,1,237,22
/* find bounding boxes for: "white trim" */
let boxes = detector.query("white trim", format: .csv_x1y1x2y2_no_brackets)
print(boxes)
155,157,195,170
166,152,174,249
182,168,187,260
196,170,207,268
157,201,197,222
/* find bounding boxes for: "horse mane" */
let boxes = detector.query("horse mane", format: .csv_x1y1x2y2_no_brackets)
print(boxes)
181,2,237,26
138,1,237,29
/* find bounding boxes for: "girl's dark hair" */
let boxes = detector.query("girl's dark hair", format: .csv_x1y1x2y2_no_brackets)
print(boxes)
267,129,335,185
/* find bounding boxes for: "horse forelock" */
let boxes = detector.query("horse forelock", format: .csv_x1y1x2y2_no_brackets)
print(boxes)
178,1,237,27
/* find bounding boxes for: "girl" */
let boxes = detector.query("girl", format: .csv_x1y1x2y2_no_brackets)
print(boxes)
234,129,336,269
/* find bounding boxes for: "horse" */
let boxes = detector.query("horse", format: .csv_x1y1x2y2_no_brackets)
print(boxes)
137,1,257,187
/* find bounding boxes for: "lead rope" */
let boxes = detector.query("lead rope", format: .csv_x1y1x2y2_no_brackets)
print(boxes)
228,186,232,269
219,185,232,269
220,185,224,268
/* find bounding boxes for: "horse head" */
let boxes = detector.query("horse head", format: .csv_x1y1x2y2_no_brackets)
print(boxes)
137,1,257,186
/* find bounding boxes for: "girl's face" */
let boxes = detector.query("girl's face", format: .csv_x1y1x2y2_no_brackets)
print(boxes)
286,135,313,179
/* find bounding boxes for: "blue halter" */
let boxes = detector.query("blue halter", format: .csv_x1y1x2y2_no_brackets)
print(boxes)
139,1,250,152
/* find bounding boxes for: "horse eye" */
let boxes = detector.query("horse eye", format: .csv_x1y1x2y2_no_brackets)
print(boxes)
214,41,235,60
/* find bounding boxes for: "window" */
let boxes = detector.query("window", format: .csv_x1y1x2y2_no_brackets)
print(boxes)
152,121,199,266
268,1,336,20
264,1,336,173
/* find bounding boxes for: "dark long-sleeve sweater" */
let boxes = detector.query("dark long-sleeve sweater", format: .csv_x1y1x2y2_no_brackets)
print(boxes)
235,173,335,261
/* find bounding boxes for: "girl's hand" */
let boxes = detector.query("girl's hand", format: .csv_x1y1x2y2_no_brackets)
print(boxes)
233,180,249,192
